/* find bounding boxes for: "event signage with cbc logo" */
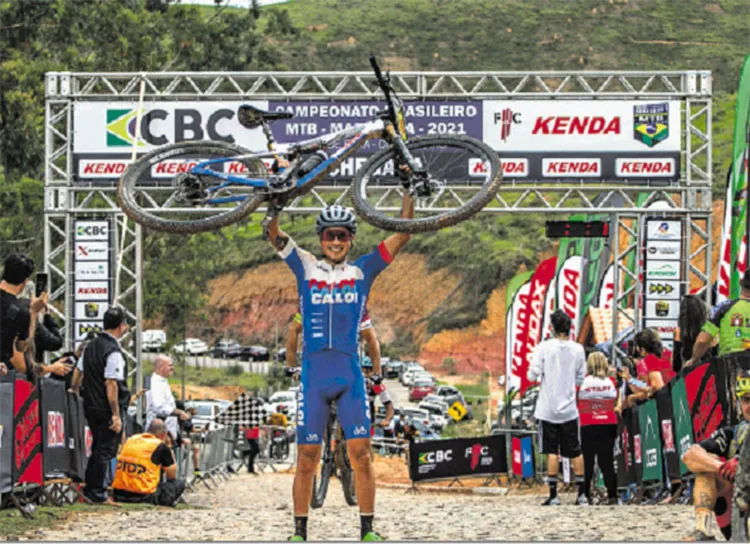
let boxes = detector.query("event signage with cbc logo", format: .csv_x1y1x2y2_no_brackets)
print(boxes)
642,219,684,349
72,98,682,184
72,100,483,183
483,100,681,182
72,219,114,349
408,435,508,483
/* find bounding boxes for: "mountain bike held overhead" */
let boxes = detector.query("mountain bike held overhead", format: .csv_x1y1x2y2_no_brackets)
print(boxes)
116,55,501,235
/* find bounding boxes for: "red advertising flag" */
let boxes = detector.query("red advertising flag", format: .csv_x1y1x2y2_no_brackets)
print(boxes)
529,258,557,343
556,255,585,340
13,379,43,486
509,280,532,393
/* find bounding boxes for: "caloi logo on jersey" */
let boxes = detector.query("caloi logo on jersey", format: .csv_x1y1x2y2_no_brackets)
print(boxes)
309,278,359,305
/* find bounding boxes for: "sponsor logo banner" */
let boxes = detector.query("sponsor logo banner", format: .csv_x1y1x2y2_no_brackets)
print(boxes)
616,157,675,177
75,301,109,321
75,321,104,341
645,261,680,279
556,255,585,340
483,100,681,152
646,241,681,260
74,221,109,241
508,280,532,393
75,241,109,261
645,300,679,320
75,281,109,301
643,319,677,335
78,159,132,179
469,157,528,178
645,281,681,300
408,435,507,482
542,158,601,178
646,220,682,240
74,261,109,281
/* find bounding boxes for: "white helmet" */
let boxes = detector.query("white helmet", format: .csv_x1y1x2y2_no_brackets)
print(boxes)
316,205,357,235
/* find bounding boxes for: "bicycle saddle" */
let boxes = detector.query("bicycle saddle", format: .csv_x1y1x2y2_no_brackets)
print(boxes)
237,104,294,128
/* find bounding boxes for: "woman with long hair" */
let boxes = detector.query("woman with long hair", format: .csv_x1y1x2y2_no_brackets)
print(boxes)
673,295,710,373
578,351,619,504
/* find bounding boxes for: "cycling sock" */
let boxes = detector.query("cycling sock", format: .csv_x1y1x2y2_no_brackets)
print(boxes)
575,475,586,497
695,509,713,535
546,476,558,499
360,513,374,539
294,515,308,540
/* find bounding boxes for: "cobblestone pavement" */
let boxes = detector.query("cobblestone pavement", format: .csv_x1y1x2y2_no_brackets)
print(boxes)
35,473,698,541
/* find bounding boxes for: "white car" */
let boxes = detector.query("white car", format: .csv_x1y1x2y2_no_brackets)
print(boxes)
400,407,432,429
172,338,208,355
401,368,427,387
142,329,167,353
186,400,223,432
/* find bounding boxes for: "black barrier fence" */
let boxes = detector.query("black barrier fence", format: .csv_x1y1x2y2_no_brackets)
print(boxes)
406,351,750,493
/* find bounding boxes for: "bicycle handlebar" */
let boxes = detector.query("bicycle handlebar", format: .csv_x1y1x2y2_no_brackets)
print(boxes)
369,54,398,126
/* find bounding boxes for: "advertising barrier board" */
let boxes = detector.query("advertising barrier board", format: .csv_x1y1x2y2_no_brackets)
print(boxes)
408,435,507,483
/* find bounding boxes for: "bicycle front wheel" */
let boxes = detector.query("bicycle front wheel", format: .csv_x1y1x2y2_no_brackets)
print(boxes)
352,135,501,233
117,141,267,234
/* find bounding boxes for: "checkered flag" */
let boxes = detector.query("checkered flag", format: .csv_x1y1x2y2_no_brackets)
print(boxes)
215,393,268,426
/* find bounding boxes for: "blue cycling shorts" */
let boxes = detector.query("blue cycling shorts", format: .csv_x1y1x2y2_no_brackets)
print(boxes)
296,351,370,445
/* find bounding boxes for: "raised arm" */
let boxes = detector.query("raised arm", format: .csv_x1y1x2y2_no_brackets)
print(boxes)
267,215,291,253
382,193,414,258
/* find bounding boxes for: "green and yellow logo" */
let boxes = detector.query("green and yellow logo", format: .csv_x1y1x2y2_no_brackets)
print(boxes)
417,452,430,464
106,109,146,147
633,103,669,148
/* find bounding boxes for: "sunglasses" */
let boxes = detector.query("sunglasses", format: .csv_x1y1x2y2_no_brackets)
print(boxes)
321,229,353,242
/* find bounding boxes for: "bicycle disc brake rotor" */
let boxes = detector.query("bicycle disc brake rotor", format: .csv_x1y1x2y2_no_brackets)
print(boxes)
410,174,446,208
173,172,209,204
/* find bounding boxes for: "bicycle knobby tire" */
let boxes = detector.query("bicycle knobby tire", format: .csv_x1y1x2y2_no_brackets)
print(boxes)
351,134,501,233
116,140,266,234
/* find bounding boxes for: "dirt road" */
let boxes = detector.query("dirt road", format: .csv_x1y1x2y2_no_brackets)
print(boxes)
36,473,696,541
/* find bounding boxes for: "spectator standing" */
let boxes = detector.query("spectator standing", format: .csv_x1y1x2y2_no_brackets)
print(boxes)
112,419,186,506
578,352,619,505
673,295,711,373
174,401,201,477
527,309,587,506
34,310,63,363
633,328,674,394
688,270,750,366
80,306,130,504
243,424,261,475
146,354,190,443
0,253,47,375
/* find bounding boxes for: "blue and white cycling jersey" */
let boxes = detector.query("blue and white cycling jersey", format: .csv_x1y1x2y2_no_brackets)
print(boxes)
278,237,392,358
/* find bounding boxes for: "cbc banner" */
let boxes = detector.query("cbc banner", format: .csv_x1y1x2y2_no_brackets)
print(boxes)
72,219,113,350
642,218,684,351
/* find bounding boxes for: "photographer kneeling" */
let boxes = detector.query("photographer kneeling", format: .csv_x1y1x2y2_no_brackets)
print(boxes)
112,419,186,507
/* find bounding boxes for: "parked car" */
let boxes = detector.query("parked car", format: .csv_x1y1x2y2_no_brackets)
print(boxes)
399,362,423,380
276,348,287,362
172,338,208,355
420,395,450,412
401,368,428,387
186,400,223,432
399,408,432,429
142,329,167,353
239,345,270,361
435,385,461,398
210,339,241,359
418,401,449,431
384,360,403,379
409,379,435,402
413,371,436,384
392,415,440,441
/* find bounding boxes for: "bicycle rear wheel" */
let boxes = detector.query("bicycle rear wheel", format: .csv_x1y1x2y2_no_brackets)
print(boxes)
117,140,267,234
351,134,501,233
310,420,335,509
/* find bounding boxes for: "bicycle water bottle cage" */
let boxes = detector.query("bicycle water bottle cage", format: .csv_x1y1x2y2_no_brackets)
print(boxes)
238,105,293,129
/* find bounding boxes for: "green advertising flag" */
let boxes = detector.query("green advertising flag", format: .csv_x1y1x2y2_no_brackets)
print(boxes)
729,54,750,299
506,271,533,311
638,399,663,483
671,377,694,477
581,213,609,316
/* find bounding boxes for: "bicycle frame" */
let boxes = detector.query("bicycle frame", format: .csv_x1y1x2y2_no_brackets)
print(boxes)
189,119,388,205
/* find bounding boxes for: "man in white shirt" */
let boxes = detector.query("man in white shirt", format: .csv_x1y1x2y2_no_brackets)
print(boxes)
527,309,587,506
146,355,190,443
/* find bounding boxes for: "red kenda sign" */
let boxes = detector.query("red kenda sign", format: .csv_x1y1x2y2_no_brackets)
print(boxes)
78,159,131,179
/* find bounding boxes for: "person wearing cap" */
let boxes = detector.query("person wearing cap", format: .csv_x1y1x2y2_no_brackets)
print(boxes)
686,270,750,367
681,370,750,540
80,306,131,505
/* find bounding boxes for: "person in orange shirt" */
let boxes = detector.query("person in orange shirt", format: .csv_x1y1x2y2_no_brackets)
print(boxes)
112,419,185,506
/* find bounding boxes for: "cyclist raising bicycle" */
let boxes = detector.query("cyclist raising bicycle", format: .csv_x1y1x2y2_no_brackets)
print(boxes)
267,194,413,542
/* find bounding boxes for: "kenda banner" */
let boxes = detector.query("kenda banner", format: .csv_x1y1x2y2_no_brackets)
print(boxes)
408,435,508,483
556,255,585,341
483,99,681,181
508,277,533,394
505,271,532,395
